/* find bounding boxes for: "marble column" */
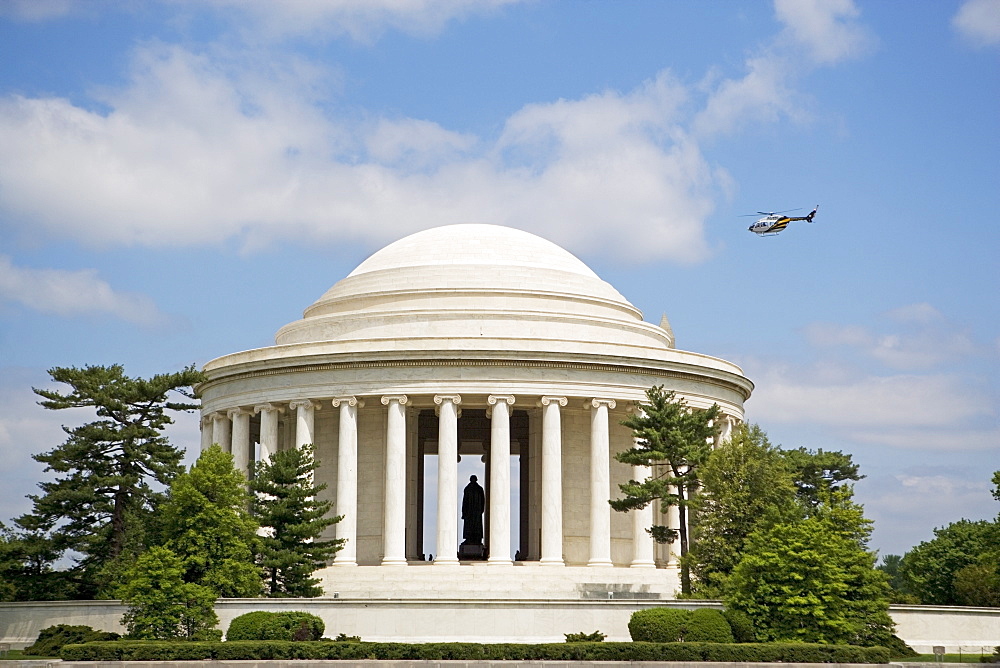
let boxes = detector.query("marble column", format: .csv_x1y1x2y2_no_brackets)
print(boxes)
487,394,514,565
228,408,251,477
332,396,363,566
200,415,213,451
630,464,656,568
211,412,231,452
254,403,281,465
381,395,409,566
539,396,566,566
434,394,462,565
588,398,616,567
666,468,682,566
289,399,318,448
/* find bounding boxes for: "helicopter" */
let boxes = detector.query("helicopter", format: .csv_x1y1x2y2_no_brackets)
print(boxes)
747,205,819,236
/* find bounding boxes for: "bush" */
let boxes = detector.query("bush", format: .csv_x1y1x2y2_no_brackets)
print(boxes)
685,608,734,643
722,607,755,643
564,631,606,642
59,639,891,663
226,611,324,641
23,624,120,656
628,607,690,642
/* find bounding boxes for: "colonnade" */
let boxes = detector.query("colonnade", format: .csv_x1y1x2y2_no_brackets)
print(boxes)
202,393,671,569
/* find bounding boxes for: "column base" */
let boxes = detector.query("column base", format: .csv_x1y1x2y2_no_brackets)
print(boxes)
587,559,614,567
487,558,513,566
539,558,565,567
381,558,408,566
332,560,358,567
629,560,656,569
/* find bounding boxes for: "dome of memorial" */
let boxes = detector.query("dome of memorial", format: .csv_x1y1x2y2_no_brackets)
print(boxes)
274,224,675,352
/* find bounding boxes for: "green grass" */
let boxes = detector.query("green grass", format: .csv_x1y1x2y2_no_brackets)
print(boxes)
898,653,993,663
0,649,58,660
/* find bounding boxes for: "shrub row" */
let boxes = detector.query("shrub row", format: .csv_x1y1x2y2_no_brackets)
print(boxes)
226,611,325,641
61,640,891,663
23,624,120,656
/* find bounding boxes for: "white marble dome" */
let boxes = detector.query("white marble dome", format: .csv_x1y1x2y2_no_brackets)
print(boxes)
274,223,676,355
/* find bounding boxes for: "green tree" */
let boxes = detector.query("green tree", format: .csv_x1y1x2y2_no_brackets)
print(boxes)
160,445,262,598
781,446,863,508
251,443,343,597
725,489,894,645
118,545,218,639
899,519,997,605
686,424,797,597
613,386,721,594
876,554,919,603
15,364,203,596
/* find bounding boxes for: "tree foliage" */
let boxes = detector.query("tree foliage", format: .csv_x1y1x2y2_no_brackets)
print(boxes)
11,364,202,598
725,489,894,646
159,445,262,598
686,424,796,597
251,443,343,597
613,386,720,593
781,446,863,508
900,517,999,605
118,545,218,639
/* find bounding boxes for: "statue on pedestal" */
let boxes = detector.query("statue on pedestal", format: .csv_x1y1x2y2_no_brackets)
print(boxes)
459,474,486,559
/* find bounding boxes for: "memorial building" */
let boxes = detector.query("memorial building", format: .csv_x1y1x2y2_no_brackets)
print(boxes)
197,223,753,608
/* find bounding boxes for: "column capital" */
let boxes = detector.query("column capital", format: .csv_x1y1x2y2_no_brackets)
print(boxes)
380,394,409,406
433,394,462,406
226,407,251,420
254,402,284,414
588,398,617,410
538,396,568,407
332,396,365,408
487,394,515,406
289,399,319,411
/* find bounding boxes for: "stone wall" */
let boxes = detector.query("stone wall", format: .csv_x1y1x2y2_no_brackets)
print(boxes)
1,599,997,653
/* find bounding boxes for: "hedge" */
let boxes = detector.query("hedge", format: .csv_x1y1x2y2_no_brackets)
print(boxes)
61,640,891,663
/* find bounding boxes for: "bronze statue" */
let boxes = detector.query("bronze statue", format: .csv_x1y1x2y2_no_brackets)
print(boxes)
461,474,485,545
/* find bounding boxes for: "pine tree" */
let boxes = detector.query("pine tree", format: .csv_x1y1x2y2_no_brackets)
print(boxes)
15,364,203,597
612,385,720,594
160,445,262,598
251,443,342,597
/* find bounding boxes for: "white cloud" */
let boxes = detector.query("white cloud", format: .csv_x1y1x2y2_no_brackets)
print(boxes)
953,0,1000,47
802,305,979,371
773,0,874,64
0,46,722,263
749,366,991,431
185,0,526,42
0,255,167,326
0,0,77,21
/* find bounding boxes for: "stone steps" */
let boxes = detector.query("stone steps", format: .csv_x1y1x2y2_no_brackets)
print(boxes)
315,563,680,601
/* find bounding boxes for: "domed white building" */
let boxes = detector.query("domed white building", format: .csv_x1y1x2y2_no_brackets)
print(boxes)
197,224,752,627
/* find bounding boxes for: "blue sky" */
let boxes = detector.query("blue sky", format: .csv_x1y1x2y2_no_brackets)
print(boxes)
0,0,997,559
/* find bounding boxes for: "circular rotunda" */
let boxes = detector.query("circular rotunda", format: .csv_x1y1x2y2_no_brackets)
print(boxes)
198,223,753,606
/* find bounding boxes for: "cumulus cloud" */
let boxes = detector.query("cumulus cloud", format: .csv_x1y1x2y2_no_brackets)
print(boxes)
0,255,168,326
953,0,1000,47
773,0,875,64
0,45,722,263
180,0,526,42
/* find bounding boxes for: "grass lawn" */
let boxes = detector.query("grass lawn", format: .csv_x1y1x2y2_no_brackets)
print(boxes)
899,653,994,663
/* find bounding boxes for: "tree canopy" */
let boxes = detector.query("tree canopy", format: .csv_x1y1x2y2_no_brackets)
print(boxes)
725,489,895,646
686,424,796,598
12,364,203,598
159,445,262,598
